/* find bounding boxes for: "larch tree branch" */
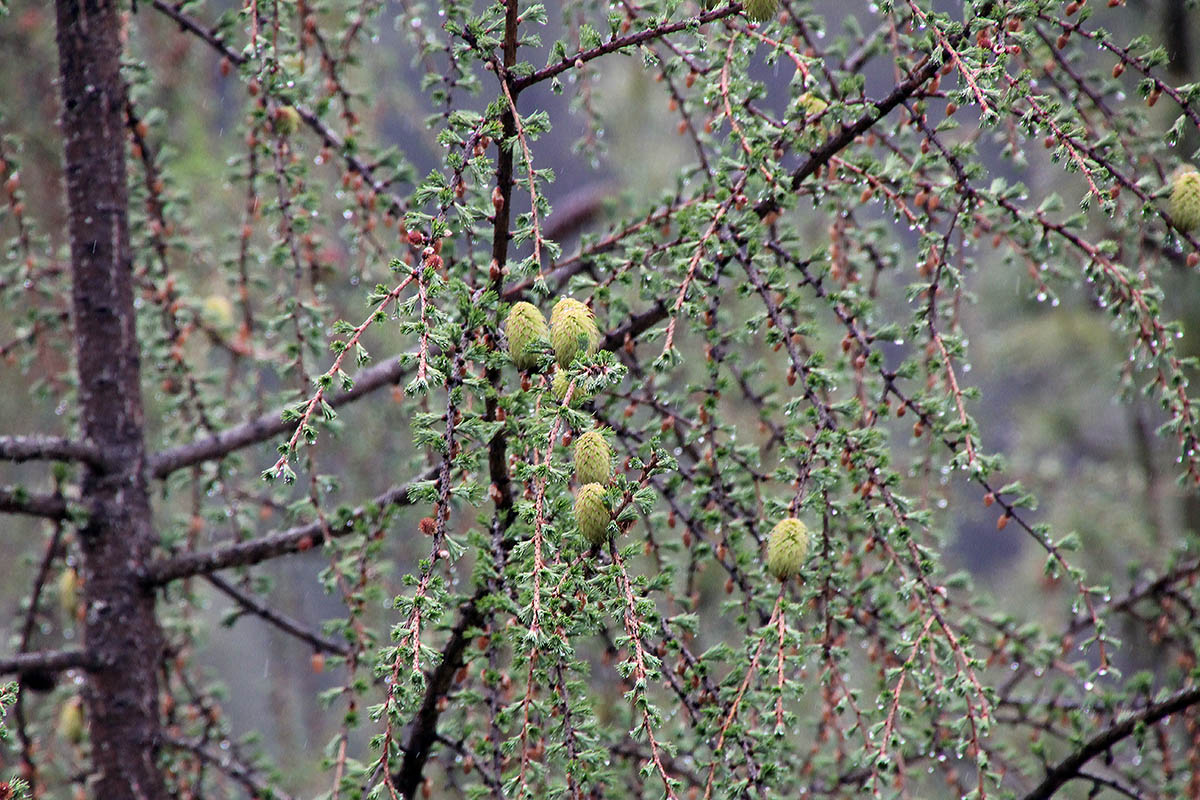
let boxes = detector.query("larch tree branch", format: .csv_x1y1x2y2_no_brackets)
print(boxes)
0,435,104,466
203,574,351,657
143,474,434,585
0,487,70,520
148,353,411,479
0,648,95,677
1022,684,1200,800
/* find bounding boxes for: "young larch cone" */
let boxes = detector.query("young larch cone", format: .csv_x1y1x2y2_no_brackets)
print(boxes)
766,517,809,580
1169,167,1200,233
505,301,549,370
550,297,600,367
743,0,779,23
574,430,612,485
574,483,611,545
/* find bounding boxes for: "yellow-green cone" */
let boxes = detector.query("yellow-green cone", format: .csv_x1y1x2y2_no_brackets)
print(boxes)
201,294,236,329
58,567,79,619
574,482,611,545
743,0,778,23
797,92,827,117
275,105,302,136
766,517,809,580
505,301,550,370
574,430,612,485
550,298,600,367
1169,168,1200,233
551,369,587,406
58,696,85,744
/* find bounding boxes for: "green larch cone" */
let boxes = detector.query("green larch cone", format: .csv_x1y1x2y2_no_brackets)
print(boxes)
1169,168,1200,233
743,0,778,23
574,430,612,485
551,369,588,406
766,517,809,580
550,297,600,367
57,696,85,744
574,482,611,545
58,567,79,619
797,92,828,125
505,301,550,370
274,105,302,136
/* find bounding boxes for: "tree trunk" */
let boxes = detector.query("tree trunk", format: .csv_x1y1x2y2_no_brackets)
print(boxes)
54,1,167,797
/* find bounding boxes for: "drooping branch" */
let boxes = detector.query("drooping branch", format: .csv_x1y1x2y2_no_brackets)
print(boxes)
390,586,487,798
387,6,520,794
1021,685,1200,800
148,0,411,222
149,0,245,65
1068,556,1200,635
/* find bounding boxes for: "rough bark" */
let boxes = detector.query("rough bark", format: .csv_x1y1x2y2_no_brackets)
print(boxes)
54,0,167,797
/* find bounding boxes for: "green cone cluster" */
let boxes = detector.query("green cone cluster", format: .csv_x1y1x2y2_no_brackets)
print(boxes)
743,0,779,23
505,295,618,544
574,482,611,545
1169,167,1200,233
505,301,550,370
550,298,600,367
766,517,809,580
574,429,612,485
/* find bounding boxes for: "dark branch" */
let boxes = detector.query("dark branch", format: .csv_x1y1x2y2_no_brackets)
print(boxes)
0,435,104,466
392,586,487,798
1022,684,1200,800
512,5,742,92
782,55,940,195
601,301,669,351
1068,556,1200,635
148,354,409,478
204,574,350,656
143,470,434,585
0,486,70,520
0,648,95,676
163,735,294,800
149,0,246,65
